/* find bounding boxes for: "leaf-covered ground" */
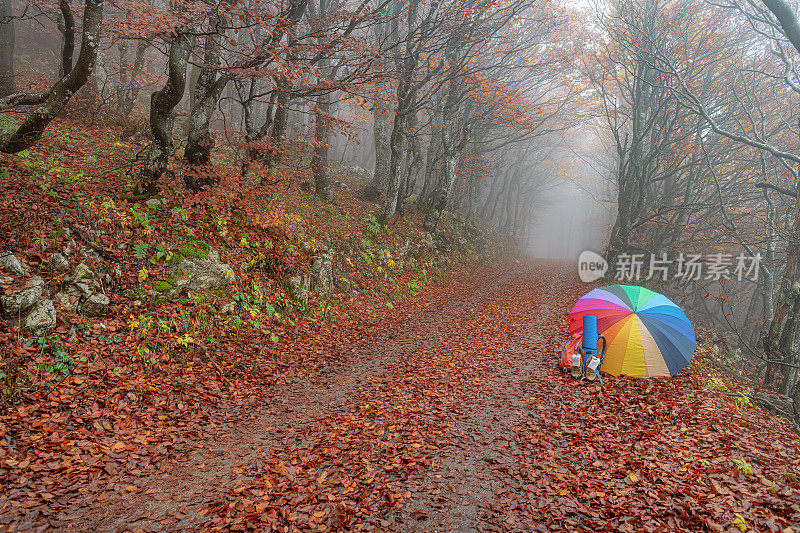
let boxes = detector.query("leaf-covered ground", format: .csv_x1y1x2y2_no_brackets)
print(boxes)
1,123,800,532
4,262,800,532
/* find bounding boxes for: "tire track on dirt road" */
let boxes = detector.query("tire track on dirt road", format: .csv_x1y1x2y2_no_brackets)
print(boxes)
393,262,581,532
74,264,528,532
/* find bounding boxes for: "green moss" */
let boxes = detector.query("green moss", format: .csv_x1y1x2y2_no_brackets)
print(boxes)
151,280,174,293
121,287,146,299
169,270,189,282
179,240,210,260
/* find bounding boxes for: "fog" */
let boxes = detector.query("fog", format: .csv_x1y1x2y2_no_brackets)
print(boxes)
525,128,615,260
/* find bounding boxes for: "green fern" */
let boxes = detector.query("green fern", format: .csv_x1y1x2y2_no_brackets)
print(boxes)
132,242,151,260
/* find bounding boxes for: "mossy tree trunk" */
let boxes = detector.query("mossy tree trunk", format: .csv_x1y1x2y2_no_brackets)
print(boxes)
311,89,334,202
57,0,75,78
184,13,229,174
423,99,471,233
134,31,191,195
418,101,444,210
0,0,15,96
397,109,422,214
359,92,391,201
0,0,104,154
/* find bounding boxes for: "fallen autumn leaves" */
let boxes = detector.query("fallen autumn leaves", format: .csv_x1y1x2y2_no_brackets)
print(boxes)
3,263,800,532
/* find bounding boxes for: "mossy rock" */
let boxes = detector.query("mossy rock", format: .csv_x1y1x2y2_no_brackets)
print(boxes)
165,241,211,266
170,270,190,282
121,287,146,300
179,240,211,260
151,280,174,293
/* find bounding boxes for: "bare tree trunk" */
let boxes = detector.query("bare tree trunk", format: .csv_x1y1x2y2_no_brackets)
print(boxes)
422,109,470,233
423,152,457,232
0,0,104,154
311,90,333,202
359,93,390,201
418,107,443,209
266,81,291,172
242,80,291,178
480,163,504,219
752,0,800,403
0,0,15,96
764,183,800,394
377,111,406,225
184,16,229,174
241,86,276,177
488,167,512,224
398,109,422,213
500,169,520,235
58,0,75,78
240,0,308,177
604,42,656,269
134,31,191,195
606,134,637,269
762,0,800,55
467,170,478,223
375,0,422,224
116,40,147,119
186,47,201,113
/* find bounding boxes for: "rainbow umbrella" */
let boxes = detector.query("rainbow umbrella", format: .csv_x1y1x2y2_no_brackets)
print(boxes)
569,285,696,378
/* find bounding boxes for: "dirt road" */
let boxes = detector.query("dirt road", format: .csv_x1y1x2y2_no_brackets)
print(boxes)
58,262,800,531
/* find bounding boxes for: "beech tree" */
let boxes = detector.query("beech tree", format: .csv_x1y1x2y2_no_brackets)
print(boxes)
133,29,191,196
0,0,16,96
590,0,800,420
0,0,104,154
114,39,149,120
370,0,570,229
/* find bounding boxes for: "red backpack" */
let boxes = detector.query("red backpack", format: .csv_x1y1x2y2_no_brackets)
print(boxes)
558,333,583,373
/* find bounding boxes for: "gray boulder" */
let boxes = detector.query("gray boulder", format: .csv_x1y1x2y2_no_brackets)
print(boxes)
82,293,110,317
150,277,190,302
55,263,107,311
286,275,310,308
1,276,44,316
421,233,437,252
335,277,352,293
72,262,95,283
54,285,81,312
71,264,105,296
0,252,28,278
50,253,69,271
23,299,56,336
74,282,94,298
310,253,334,294
66,326,79,344
175,249,235,291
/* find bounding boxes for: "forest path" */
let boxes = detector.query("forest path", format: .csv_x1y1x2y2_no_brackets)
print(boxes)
75,261,548,531
72,261,800,532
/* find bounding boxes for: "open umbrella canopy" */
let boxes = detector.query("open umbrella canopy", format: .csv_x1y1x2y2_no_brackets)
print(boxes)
569,285,696,378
